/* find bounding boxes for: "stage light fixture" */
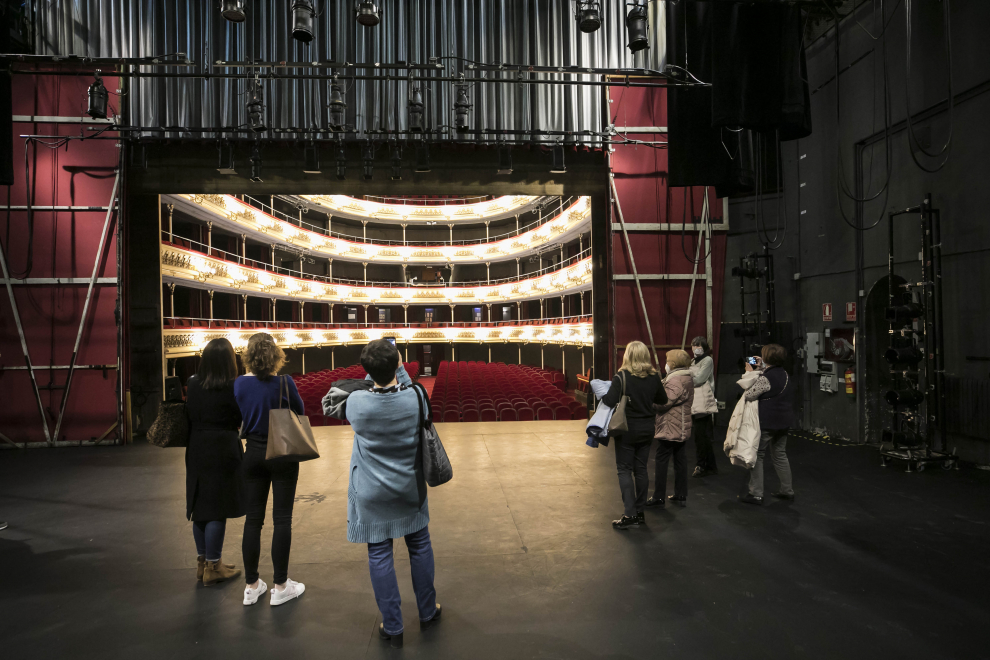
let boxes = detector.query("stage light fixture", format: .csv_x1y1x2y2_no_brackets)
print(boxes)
885,302,923,327
576,2,602,33
247,79,266,132
250,143,263,183
625,2,650,53
497,144,513,175
303,141,321,173
221,0,246,22
362,140,375,180
881,429,924,447
454,83,471,132
414,142,431,173
731,264,763,279
884,345,924,366
408,83,425,132
391,141,403,180
550,143,567,174
335,136,347,180
87,73,108,119
328,78,346,131
885,388,925,407
291,0,316,43
355,1,381,26
217,141,236,174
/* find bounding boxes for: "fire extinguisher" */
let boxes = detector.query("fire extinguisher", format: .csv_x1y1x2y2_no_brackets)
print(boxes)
844,367,856,398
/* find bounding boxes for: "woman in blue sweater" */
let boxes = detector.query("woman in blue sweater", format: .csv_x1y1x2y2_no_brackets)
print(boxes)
346,339,441,648
234,333,306,607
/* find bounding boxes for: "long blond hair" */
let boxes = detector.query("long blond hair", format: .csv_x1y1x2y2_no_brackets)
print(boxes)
620,341,657,378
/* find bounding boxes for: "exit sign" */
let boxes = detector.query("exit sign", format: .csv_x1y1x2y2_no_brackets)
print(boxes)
822,303,833,322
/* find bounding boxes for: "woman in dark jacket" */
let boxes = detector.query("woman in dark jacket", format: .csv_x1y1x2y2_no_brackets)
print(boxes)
602,341,668,530
185,337,244,586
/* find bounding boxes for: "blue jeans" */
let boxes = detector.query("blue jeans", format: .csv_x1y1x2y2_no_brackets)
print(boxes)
192,520,227,562
367,525,438,635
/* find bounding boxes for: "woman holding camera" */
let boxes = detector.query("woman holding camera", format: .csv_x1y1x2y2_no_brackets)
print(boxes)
738,344,795,505
602,341,668,530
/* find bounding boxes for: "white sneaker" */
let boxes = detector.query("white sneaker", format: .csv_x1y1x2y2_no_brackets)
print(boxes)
270,578,305,606
243,579,268,606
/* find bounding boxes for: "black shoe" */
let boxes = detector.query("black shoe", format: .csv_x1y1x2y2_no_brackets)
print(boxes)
379,623,404,648
636,511,646,525
644,496,665,508
771,492,795,501
667,495,687,508
612,515,639,530
421,603,442,631
738,493,764,506
691,466,706,478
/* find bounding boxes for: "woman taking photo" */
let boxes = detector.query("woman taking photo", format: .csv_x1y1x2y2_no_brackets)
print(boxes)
649,349,696,508
185,337,244,586
601,341,668,530
689,336,719,478
235,333,306,606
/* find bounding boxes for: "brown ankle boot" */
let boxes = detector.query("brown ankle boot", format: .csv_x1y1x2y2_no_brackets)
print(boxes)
197,556,206,582
203,558,241,586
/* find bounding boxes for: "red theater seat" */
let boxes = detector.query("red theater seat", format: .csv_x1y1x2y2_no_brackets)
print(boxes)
443,410,460,423
499,408,518,421
536,407,554,421
463,409,480,422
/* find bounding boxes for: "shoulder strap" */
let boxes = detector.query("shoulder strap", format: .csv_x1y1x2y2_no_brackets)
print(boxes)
620,371,626,397
411,382,429,425
278,375,286,410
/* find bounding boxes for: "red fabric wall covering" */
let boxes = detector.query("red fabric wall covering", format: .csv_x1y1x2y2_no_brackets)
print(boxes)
607,84,727,374
0,74,121,443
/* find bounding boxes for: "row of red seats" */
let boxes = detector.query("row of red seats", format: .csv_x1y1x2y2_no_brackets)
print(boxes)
430,360,585,423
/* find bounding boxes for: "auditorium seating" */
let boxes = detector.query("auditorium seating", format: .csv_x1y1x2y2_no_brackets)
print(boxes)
291,362,420,428
428,360,587,422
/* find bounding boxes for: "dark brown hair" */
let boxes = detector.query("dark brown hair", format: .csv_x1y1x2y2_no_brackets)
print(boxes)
197,338,238,390
761,343,787,367
242,333,285,381
361,339,400,386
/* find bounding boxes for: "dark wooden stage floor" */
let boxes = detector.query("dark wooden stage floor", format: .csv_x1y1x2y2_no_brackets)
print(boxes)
1,420,988,659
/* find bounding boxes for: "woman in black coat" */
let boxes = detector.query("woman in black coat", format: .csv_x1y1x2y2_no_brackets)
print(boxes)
185,337,244,586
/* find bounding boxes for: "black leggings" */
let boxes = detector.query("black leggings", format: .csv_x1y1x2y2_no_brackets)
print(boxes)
242,442,299,585
693,414,718,471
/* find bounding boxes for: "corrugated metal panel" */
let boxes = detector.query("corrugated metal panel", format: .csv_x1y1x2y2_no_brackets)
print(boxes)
33,1,667,141
945,376,990,440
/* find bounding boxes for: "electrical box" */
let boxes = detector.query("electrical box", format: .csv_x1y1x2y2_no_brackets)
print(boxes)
819,361,839,393
806,332,821,374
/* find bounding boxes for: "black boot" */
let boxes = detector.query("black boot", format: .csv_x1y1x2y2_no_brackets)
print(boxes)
379,623,403,648
611,515,639,530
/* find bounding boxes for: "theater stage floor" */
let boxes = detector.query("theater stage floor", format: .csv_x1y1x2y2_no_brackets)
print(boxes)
1,420,988,659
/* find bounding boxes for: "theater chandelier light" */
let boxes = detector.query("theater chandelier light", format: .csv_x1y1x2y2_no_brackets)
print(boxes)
167,194,590,264
294,194,546,224
163,320,594,358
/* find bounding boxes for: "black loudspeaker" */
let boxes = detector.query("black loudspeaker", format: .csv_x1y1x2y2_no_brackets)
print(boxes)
0,71,13,186
711,2,812,140
164,377,184,402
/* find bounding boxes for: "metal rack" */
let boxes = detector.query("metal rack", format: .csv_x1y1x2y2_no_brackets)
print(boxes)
732,247,776,357
880,194,956,472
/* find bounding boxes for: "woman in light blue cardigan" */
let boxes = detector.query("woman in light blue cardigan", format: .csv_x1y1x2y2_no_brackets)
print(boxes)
346,339,441,648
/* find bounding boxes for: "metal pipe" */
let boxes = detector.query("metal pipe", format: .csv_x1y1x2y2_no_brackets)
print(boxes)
52,170,120,446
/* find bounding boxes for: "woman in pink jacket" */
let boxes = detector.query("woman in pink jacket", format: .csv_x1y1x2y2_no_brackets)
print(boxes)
646,349,696,508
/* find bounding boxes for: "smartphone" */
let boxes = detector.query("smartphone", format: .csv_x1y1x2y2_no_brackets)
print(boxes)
386,337,396,346
747,357,759,365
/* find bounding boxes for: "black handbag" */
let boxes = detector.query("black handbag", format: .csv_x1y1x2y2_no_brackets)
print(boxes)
147,401,190,448
412,383,453,487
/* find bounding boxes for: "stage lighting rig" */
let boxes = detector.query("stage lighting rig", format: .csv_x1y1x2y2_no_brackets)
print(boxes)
250,143,263,183
362,140,375,180
885,302,923,328
626,2,649,53
550,143,566,173
391,141,403,180
884,345,924,366
731,263,764,279
497,144,513,175
247,78,266,132
355,1,381,27
408,83,425,132
454,83,471,132
328,77,346,131
221,0,246,22
303,141,321,173
576,2,602,33
217,141,236,174
291,0,316,43
335,137,347,180
87,72,108,119
882,429,924,448
414,142,431,173
885,388,925,407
